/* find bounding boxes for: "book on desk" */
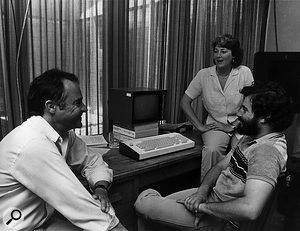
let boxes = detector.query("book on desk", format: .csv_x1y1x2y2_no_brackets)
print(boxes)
113,123,159,139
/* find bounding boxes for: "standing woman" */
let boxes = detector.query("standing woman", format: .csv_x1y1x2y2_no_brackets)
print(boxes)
181,34,254,181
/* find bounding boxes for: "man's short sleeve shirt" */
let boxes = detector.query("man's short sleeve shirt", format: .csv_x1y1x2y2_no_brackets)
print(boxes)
213,133,287,202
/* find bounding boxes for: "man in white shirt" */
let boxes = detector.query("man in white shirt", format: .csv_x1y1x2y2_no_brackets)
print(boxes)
0,69,127,231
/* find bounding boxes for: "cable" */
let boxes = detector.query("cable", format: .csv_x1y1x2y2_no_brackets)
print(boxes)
15,0,32,122
273,0,278,51
9,0,18,41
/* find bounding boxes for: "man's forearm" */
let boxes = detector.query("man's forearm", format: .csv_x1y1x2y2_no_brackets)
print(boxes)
198,164,223,194
198,164,253,221
198,198,257,221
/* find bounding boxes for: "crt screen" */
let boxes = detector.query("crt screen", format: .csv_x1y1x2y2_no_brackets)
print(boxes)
133,94,161,122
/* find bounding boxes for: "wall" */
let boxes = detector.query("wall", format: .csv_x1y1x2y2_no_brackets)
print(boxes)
265,0,300,51
265,0,300,157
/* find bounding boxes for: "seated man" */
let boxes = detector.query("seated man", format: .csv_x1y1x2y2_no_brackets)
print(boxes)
134,81,294,231
0,69,127,230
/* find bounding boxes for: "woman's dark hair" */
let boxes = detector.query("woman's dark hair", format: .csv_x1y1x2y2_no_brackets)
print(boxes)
212,34,243,68
27,69,79,117
240,81,295,132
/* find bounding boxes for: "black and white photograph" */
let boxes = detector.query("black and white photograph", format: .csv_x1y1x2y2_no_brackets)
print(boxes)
0,0,299,230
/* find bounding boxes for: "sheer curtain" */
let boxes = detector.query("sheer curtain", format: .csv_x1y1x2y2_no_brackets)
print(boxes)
0,0,104,138
178,0,270,123
0,0,26,138
27,0,104,135
109,0,270,124
0,0,269,139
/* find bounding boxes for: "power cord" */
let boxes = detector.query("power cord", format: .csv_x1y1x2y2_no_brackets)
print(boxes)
273,0,278,51
13,0,32,122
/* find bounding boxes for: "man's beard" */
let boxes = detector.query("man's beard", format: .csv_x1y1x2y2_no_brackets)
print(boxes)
236,117,260,137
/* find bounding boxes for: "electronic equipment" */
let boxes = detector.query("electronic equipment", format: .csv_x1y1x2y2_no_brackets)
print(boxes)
119,132,195,160
108,88,166,125
253,52,300,112
159,121,193,133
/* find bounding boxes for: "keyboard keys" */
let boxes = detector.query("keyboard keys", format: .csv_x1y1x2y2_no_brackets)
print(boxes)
119,133,195,160
136,135,188,151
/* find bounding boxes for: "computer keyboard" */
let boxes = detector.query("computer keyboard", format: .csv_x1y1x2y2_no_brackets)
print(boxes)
119,132,195,160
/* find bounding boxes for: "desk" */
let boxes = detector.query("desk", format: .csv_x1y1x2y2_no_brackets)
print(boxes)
103,131,203,230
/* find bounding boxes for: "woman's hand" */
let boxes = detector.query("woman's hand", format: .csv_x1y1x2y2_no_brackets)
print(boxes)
197,123,219,133
202,119,235,133
213,122,235,133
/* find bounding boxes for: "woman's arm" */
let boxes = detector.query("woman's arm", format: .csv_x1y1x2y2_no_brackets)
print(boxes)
180,94,216,133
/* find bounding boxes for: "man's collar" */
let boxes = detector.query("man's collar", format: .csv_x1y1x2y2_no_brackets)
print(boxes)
241,132,283,146
30,116,62,143
253,132,284,143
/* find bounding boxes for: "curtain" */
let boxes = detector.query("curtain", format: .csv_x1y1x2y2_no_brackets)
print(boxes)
0,0,269,139
102,0,129,134
27,0,105,135
0,0,105,138
181,0,270,123
0,0,27,138
111,0,270,124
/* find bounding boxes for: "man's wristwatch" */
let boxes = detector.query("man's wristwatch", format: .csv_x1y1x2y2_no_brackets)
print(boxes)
94,184,108,192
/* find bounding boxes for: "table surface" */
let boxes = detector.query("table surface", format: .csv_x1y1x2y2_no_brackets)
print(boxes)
98,130,203,230
102,130,203,182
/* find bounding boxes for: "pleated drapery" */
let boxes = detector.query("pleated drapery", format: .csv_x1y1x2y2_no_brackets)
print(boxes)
0,0,105,136
0,0,269,139
122,0,269,123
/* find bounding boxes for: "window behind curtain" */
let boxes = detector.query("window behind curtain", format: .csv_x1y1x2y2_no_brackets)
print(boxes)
127,0,166,89
0,0,269,138
124,0,269,124
28,0,104,135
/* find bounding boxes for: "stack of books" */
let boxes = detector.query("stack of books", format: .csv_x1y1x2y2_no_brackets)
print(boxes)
113,122,159,141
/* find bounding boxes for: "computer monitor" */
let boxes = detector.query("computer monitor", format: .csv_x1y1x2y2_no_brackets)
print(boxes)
253,52,300,112
108,88,166,125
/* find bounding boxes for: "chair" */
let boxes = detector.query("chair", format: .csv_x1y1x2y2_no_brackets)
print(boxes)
237,174,286,231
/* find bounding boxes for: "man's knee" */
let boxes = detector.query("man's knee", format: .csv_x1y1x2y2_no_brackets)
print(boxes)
134,189,161,216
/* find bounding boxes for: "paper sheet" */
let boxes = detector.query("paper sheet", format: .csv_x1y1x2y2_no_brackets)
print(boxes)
78,134,108,147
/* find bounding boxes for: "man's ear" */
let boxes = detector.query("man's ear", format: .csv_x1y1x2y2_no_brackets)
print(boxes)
45,100,56,114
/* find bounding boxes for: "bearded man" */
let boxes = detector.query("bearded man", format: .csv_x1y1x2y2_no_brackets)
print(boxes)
134,81,294,231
